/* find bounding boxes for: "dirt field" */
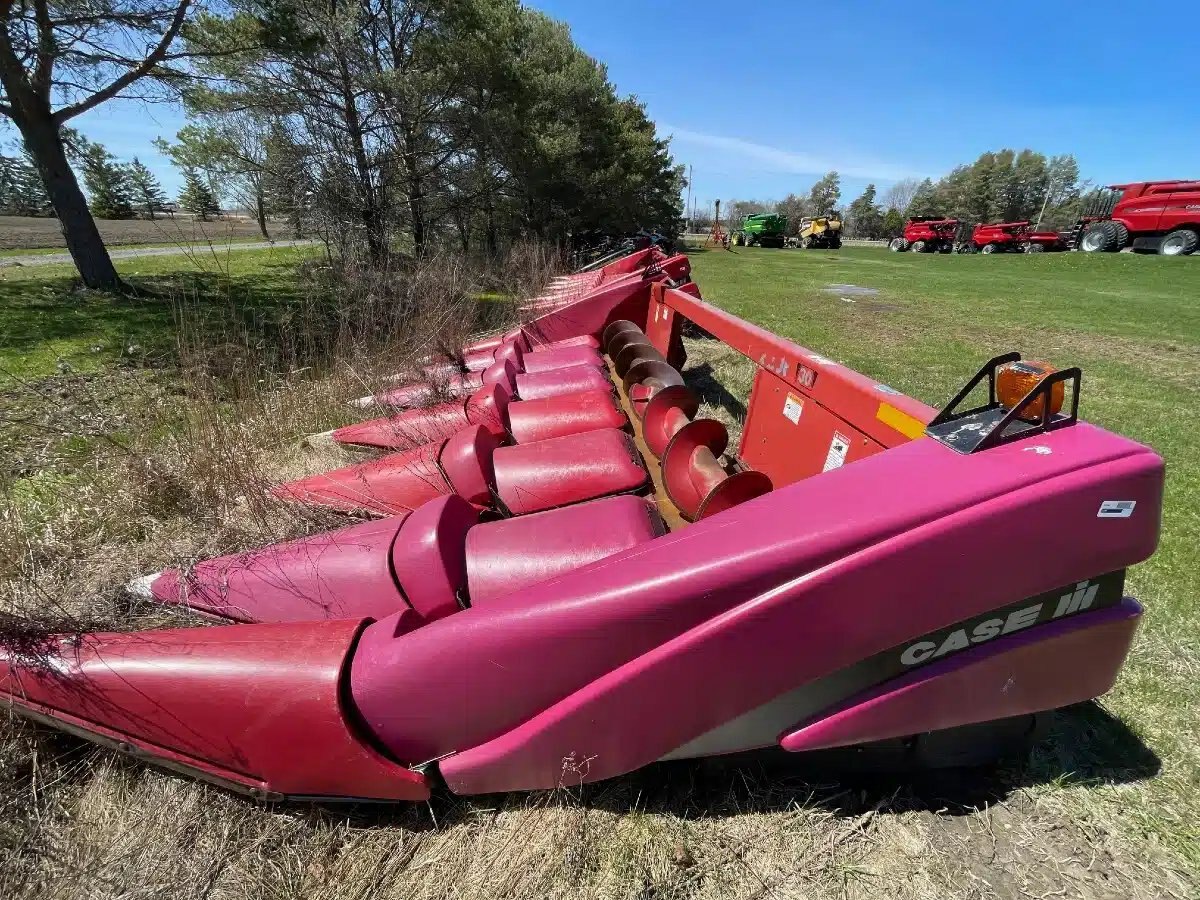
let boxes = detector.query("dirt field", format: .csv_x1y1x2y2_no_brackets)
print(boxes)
0,214,287,251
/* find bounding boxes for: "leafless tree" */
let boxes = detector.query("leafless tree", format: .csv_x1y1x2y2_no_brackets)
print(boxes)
881,177,921,214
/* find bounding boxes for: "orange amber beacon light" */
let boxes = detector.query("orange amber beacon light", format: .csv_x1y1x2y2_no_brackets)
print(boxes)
997,360,1064,423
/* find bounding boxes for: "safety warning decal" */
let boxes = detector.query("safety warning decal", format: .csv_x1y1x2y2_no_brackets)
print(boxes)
783,393,804,425
1097,500,1136,518
823,432,851,472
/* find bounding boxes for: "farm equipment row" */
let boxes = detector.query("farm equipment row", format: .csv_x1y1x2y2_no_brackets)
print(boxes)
730,213,843,249
889,180,1200,257
889,219,1067,254
0,245,1164,803
1071,180,1200,255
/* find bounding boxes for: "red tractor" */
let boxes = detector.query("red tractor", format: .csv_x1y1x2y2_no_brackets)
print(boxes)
957,221,1067,254
889,217,959,253
1072,180,1200,256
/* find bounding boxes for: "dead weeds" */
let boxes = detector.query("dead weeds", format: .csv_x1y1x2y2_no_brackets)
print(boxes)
1,248,1196,900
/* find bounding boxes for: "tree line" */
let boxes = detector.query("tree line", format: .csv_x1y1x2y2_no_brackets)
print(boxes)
718,149,1089,240
0,0,684,288
0,134,226,221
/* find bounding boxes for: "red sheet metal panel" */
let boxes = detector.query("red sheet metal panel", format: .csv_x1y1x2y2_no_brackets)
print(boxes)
521,345,604,373
740,368,886,488
272,439,452,516
507,389,626,444
0,619,430,801
148,517,409,623
390,495,478,623
515,364,612,401
659,288,935,453
465,495,665,605
781,598,1141,752
493,428,649,515
644,282,687,368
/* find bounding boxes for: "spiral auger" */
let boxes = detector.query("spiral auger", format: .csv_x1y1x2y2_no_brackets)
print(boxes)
604,320,772,521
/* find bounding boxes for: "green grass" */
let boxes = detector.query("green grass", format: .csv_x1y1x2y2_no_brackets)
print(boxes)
1,243,1197,893
690,245,1200,869
0,245,320,379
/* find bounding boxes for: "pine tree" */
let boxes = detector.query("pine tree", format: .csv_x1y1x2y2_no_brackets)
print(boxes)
0,150,52,215
808,171,841,215
774,193,811,235
262,125,314,237
882,207,906,238
907,178,939,217
15,151,51,215
847,184,882,239
179,168,220,220
81,144,134,219
126,157,169,219
0,155,19,214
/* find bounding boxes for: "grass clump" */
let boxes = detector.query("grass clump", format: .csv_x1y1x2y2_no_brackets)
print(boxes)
1,244,1197,899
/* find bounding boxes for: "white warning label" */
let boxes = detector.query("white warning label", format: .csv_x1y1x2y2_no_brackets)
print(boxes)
823,432,851,472
1097,500,1136,518
783,392,804,425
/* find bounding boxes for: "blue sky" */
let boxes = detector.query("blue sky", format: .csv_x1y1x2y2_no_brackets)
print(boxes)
5,2,1194,207
533,1,1197,213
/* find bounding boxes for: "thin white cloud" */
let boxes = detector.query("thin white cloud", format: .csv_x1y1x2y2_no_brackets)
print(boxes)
662,124,929,182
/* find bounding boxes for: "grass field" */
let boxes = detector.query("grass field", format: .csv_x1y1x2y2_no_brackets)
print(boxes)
688,245,1199,885
0,214,288,252
0,246,1197,898
0,243,321,378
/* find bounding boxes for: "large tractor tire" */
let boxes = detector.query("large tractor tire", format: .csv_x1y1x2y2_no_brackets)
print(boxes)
981,243,998,254
1025,243,1045,253
888,238,908,252
1080,221,1123,253
910,240,926,253
829,236,842,249
957,243,977,254
1160,229,1199,256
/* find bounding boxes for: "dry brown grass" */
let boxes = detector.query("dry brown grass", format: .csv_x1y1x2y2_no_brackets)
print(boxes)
1,247,1196,900
679,333,756,448
3,733,1190,899
0,246,545,888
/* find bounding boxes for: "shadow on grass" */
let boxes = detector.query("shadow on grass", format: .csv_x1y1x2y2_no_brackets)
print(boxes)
598,701,1161,821
444,702,1154,826
15,695,1156,840
682,361,748,423
263,700,1157,834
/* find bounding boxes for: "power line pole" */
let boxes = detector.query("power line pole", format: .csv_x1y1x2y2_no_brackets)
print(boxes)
685,164,693,234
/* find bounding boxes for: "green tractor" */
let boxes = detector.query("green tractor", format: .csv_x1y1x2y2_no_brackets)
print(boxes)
731,213,788,248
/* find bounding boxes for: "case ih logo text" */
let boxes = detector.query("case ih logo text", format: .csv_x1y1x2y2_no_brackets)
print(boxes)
900,580,1103,666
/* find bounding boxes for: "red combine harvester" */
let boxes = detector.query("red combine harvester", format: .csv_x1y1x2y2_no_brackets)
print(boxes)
0,248,1164,803
957,221,1068,254
1072,180,1200,255
889,217,960,253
